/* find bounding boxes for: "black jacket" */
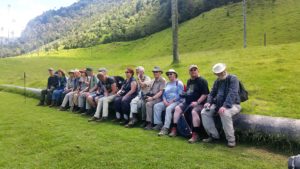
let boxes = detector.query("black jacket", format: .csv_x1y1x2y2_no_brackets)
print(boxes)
47,75,59,90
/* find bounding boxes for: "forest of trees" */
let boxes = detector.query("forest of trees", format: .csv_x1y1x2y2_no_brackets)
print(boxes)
0,0,241,58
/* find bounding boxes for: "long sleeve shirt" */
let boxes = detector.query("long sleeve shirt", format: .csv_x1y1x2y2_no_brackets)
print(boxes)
207,74,240,109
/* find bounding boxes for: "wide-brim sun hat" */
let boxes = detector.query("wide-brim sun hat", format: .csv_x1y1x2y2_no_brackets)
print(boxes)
152,66,163,73
166,69,178,77
212,63,226,74
68,69,75,74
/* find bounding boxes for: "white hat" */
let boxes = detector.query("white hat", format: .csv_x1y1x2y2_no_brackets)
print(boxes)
212,63,226,74
189,64,198,71
136,66,145,72
98,68,108,73
166,69,178,77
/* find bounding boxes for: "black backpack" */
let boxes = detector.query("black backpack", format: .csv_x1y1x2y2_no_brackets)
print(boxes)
238,80,248,102
112,76,125,90
176,106,192,138
226,75,248,102
288,154,300,169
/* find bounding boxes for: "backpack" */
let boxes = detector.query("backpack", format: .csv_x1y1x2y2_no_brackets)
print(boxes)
176,105,192,138
112,76,125,90
238,80,248,102
288,154,300,169
225,75,249,102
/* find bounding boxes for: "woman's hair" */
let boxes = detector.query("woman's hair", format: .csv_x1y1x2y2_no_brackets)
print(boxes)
57,69,66,77
126,68,134,76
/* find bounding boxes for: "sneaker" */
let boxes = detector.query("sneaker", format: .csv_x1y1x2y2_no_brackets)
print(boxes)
144,123,153,130
88,116,98,122
158,127,169,136
227,141,236,148
125,118,138,128
152,124,163,131
96,117,108,122
202,137,219,143
168,127,177,137
81,112,88,116
59,106,67,111
188,132,199,144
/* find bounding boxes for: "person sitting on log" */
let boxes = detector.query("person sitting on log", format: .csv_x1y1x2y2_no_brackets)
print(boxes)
201,63,241,148
169,65,209,143
49,69,67,107
37,68,58,106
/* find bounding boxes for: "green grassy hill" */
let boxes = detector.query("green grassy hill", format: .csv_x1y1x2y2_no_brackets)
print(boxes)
0,0,299,119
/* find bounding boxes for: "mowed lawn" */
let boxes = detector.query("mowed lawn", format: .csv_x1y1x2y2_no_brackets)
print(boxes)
0,91,288,168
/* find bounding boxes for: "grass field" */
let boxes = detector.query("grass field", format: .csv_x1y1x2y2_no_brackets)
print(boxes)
0,0,299,167
0,91,289,168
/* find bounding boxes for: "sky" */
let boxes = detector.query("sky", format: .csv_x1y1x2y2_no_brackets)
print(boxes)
0,0,78,38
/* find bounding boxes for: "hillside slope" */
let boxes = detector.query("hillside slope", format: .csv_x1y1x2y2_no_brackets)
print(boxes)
34,0,300,58
0,0,299,119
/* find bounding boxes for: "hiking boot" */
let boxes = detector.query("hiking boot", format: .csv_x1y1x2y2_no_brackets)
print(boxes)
49,100,56,107
96,117,108,122
227,141,236,148
59,106,68,111
88,116,98,122
112,118,121,123
87,109,95,116
202,137,219,143
119,120,129,125
158,127,169,136
144,123,153,130
188,132,199,144
168,127,177,137
152,124,163,131
69,106,74,112
140,121,147,128
79,108,86,113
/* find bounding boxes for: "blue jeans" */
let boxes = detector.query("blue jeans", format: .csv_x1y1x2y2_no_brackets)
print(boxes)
52,89,64,101
153,101,180,129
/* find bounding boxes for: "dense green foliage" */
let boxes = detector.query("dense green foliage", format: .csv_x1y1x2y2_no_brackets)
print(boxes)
0,0,241,57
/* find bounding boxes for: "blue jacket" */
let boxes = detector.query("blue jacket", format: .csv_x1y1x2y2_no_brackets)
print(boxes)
56,76,67,90
207,74,240,109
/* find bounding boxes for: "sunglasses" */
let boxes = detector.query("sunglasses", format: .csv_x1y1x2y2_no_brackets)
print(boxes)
152,71,160,73
167,73,174,76
190,68,198,72
125,71,131,74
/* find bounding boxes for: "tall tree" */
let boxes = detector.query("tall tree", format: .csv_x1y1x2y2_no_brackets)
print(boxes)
171,0,179,64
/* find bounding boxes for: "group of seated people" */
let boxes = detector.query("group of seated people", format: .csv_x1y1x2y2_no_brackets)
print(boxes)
37,63,242,148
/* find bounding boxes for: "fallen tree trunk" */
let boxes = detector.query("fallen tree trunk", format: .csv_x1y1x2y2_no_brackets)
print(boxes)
233,114,300,143
0,84,42,98
1,84,299,151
